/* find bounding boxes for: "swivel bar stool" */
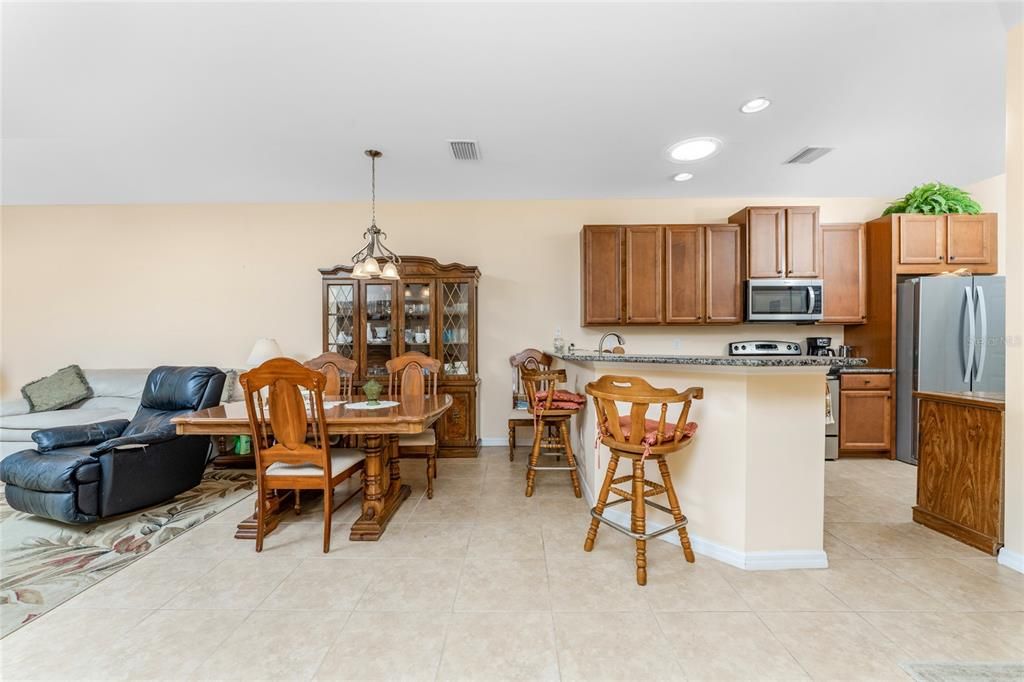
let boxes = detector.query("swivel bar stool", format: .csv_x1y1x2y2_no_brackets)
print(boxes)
522,367,585,498
584,375,702,585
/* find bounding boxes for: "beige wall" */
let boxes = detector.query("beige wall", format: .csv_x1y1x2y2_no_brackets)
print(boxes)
1,196,888,438
1001,23,1023,565
966,173,1007,273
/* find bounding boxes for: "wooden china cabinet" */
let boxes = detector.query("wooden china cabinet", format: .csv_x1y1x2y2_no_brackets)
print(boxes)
319,256,481,456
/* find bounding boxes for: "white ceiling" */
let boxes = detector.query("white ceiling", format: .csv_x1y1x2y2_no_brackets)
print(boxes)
1,2,1013,205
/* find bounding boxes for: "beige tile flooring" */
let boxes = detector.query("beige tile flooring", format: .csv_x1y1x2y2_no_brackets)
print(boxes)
3,449,1023,681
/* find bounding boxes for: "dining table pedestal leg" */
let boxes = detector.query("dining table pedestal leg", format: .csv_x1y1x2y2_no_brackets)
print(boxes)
350,432,410,541
234,489,293,540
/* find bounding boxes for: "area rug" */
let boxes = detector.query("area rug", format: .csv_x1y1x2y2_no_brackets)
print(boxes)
0,469,255,637
903,662,1024,681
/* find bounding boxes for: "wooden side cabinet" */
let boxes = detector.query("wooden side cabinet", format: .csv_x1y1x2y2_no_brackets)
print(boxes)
839,373,892,455
881,213,998,274
821,223,866,323
581,226,623,325
913,391,1005,555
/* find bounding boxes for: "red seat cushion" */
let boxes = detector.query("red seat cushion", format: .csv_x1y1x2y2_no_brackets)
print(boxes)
534,390,586,404
617,416,698,445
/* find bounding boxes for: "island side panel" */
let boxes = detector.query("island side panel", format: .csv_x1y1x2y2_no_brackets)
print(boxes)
744,371,827,559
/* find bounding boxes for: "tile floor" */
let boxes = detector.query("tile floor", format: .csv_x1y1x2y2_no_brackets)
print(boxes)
2,449,1022,681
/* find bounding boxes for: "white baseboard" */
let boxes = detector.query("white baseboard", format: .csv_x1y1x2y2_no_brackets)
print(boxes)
591,498,828,571
997,547,1024,574
479,437,508,447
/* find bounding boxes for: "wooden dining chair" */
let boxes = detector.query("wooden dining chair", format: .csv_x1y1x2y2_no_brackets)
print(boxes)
508,348,553,461
386,351,441,499
303,352,357,400
240,357,365,553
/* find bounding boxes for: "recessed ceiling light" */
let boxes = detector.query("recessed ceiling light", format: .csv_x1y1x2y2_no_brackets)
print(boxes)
667,137,721,162
740,97,771,114
672,172,694,182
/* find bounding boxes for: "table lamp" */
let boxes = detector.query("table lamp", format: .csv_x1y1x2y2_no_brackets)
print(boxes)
246,337,283,367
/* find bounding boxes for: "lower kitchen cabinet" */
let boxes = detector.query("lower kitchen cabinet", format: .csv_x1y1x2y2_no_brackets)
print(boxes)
913,391,1005,554
839,373,892,455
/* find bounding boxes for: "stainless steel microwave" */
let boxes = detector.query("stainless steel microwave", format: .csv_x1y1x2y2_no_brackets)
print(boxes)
746,279,823,322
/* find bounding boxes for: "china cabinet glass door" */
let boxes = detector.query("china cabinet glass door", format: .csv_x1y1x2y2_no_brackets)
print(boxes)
441,281,472,377
363,282,395,378
326,283,356,359
401,281,434,357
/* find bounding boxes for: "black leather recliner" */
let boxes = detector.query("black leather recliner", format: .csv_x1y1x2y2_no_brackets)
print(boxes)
0,366,226,523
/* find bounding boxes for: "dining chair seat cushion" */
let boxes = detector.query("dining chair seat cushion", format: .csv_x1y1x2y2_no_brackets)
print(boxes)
266,448,364,477
534,390,586,405
617,416,698,446
398,429,436,447
508,408,531,421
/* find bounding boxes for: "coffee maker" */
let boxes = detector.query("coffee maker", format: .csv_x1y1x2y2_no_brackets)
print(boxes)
806,336,835,356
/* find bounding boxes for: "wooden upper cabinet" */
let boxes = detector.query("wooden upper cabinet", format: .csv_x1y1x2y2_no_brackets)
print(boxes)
664,225,704,323
785,207,821,277
705,225,742,323
581,226,623,325
746,208,786,278
625,226,664,324
946,214,993,264
898,214,945,264
821,223,866,323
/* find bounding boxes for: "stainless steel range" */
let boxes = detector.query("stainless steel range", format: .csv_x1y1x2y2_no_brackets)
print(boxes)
727,340,802,356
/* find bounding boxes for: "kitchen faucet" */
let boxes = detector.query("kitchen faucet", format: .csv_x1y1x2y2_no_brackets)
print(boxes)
598,332,625,353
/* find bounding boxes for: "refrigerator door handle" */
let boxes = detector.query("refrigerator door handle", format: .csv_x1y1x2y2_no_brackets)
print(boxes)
963,286,976,383
975,285,988,383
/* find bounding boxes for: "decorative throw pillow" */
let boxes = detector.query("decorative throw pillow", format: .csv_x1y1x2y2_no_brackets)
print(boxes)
21,365,93,413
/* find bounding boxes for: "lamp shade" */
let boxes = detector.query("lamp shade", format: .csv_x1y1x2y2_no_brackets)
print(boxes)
380,261,400,280
351,260,370,279
361,256,382,277
246,338,284,367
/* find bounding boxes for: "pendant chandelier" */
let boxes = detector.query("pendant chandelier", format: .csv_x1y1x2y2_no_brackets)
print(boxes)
351,149,400,280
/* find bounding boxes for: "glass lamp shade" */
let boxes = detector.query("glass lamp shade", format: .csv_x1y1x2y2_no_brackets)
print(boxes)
246,337,284,367
360,257,382,277
380,261,400,280
350,260,370,279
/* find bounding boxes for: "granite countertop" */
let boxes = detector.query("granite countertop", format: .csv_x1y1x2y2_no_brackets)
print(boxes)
838,367,895,374
551,351,868,368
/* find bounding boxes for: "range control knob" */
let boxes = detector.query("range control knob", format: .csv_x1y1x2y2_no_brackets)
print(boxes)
741,344,747,350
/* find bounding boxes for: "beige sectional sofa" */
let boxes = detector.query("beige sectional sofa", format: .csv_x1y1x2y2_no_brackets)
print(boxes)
0,369,149,460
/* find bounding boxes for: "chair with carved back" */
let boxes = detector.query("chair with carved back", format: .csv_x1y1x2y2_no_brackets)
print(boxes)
521,367,585,498
584,375,703,585
240,357,365,553
508,348,553,461
386,351,441,499
303,352,357,400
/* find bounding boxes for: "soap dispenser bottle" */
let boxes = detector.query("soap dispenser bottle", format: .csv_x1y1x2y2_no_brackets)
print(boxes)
553,328,566,354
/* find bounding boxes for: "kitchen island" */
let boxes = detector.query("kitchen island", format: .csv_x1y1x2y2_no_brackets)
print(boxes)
551,351,866,570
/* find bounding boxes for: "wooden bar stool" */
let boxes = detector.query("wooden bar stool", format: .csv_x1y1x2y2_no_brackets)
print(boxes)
508,348,553,461
522,368,585,498
584,375,703,585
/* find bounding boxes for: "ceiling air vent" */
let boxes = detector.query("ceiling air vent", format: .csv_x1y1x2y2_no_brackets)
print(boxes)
448,139,480,161
784,146,834,164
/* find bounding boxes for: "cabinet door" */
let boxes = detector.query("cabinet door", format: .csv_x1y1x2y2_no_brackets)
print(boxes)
899,215,945,265
624,226,664,324
747,208,786,278
324,281,358,358
664,225,703,323
840,390,892,451
438,388,474,448
821,223,866,323
946,214,993,265
361,282,397,379
705,225,742,323
785,207,821,277
398,280,435,358
581,226,622,325
439,280,473,378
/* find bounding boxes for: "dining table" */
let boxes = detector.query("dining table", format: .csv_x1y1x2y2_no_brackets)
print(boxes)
170,393,452,541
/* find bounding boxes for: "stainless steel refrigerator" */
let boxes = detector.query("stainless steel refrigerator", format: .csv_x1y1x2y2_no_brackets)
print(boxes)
896,275,1006,464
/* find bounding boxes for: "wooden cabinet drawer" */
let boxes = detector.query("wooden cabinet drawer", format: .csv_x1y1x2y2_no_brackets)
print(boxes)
840,373,892,390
